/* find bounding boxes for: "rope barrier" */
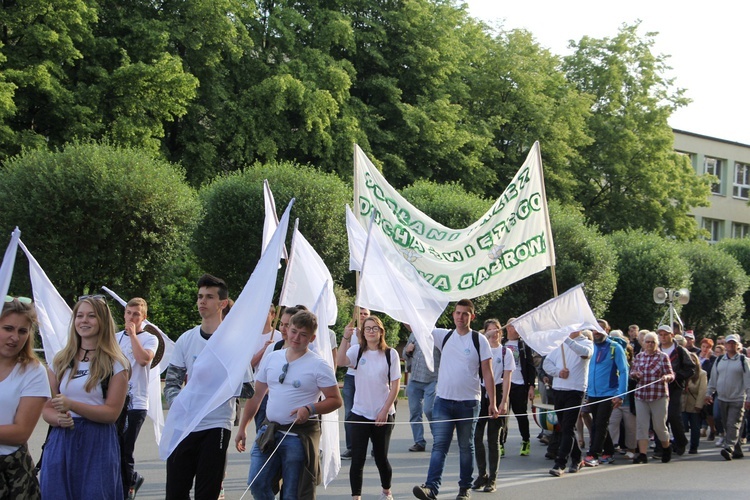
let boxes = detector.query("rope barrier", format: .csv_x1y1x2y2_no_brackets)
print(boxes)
240,420,296,500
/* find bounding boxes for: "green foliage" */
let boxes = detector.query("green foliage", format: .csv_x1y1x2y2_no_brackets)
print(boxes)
605,230,691,330
714,238,750,327
562,23,710,239
677,242,748,337
192,161,351,294
0,141,200,302
498,201,618,320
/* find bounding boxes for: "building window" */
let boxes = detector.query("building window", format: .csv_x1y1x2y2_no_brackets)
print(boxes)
702,218,722,243
704,157,722,194
733,162,750,199
732,222,750,239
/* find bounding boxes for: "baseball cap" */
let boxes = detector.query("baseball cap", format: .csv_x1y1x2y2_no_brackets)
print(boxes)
725,334,741,344
656,325,672,334
684,330,695,339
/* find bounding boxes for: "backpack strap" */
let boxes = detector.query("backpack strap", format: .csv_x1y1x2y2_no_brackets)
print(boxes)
443,329,483,382
355,347,395,385
273,339,285,351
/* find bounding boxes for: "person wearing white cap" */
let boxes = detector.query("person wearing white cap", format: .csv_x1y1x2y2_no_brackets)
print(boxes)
684,331,700,354
705,334,750,460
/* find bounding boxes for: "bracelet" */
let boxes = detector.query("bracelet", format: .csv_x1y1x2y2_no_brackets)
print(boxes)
306,404,316,416
343,336,351,342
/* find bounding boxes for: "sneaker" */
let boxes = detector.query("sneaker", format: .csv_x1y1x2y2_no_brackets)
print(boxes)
217,487,225,500
549,465,565,477
341,449,352,460
688,448,698,455
600,454,615,464
708,431,715,441
413,484,437,500
732,448,744,459
520,440,531,456
633,453,648,464
715,436,725,447
568,460,583,473
471,474,488,490
544,451,557,460
674,445,686,456
700,428,707,438
483,479,497,493
661,445,672,463
456,487,471,500
380,493,395,500
583,455,599,467
625,451,635,459
721,448,733,461
409,443,426,452
539,434,550,445
500,444,505,457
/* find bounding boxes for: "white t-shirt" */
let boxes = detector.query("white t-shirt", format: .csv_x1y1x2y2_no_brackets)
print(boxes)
346,345,400,420
345,329,360,376
117,330,159,410
0,362,50,455
171,325,252,431
505,340,526,385
488,344,516,386
433,328,492,401
256,349,338,425
60,360,126,418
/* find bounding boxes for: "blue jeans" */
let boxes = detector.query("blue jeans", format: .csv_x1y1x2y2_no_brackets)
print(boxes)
407,378,436,447
424,396,479,494
248,426,305,500
343,373,355,451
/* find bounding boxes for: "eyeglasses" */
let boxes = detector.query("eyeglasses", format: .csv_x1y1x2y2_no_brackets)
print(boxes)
363,326,381,333
279,363,289,384
79,294,106,302
644,340,656,344
5,295,32,304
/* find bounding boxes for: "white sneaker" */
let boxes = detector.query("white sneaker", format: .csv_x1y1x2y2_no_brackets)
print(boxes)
715,436,725,447
625,451,635,459
379,493,394,500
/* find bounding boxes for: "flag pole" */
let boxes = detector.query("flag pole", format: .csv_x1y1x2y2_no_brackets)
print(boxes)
535,141,558,298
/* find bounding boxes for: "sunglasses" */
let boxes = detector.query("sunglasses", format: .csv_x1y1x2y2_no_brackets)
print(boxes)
79,294,107,302
279,363,289,384
5,295,32,304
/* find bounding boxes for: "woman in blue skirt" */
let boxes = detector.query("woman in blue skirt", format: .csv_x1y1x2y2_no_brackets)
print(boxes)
40,295,129,499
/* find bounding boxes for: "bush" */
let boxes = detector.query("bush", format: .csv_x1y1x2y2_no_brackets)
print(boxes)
606,230,691,330
192,161,351,295
716,237,750,326
678,242,748,337
0,141,200,302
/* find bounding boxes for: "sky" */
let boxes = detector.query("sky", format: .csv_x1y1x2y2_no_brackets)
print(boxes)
465,0,750,145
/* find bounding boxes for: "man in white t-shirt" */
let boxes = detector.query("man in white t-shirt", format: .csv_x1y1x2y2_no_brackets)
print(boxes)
163,274,254,500
413,299,499,500
235,310,342,499
116,297,158,499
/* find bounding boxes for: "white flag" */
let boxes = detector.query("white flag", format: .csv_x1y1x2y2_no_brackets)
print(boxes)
102,285,175,444
345,205,367,271
262,179,288,263
311,283,340,487
278,220,337,325
18,240,70,363
0,228,21,299
159,199,294,460
357,218,449,371
354,142,555,299
510,284,603,356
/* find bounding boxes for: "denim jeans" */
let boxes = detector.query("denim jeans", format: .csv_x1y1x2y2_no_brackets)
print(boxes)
248,426,305,500
407,378,436,447
343,373,355,451
424,396,479,494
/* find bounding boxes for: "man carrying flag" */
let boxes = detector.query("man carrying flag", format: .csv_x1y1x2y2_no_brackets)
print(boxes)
163,274,254,499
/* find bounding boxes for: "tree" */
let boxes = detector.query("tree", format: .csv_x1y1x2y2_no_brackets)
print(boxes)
192,161,351,293
678,242,748,337
715,237,750,326
562,22,710,239
605,230,691,330
0,142,200,302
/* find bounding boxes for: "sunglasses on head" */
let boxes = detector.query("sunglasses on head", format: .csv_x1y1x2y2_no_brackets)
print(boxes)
4,295,32,304
78,294,107,302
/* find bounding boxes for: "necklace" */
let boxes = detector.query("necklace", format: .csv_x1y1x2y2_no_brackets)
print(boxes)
80,347,94,362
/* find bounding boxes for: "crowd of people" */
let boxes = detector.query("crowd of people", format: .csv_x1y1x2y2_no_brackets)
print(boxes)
2,282,750,499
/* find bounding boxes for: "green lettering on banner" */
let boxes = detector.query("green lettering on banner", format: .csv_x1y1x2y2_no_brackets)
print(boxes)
518,167,531,189
385,197,410,226
433,275,451,292
411,238,425,254
448,232,460,242
476,231,493,250
381,218,392,237
372,182,386,202
458,273,474,290
426,228,447,241
465,244,476,258
528,233,546,254
409,219,425,236
359,196,372,217
428,246,442,260
392,225,411,248
475,266,491,285
442,249,464,263
502,249,518,269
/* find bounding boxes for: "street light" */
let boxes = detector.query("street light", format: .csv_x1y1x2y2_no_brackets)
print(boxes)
653,287,690,331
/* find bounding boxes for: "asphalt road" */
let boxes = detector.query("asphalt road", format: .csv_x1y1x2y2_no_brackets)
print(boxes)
27,402,749,499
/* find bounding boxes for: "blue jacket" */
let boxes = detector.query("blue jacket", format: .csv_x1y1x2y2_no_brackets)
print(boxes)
587,337,629,397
